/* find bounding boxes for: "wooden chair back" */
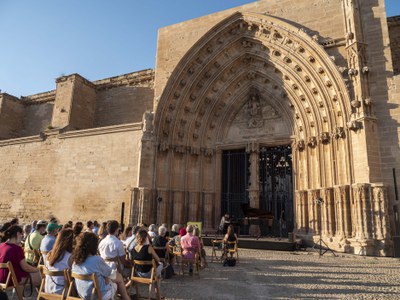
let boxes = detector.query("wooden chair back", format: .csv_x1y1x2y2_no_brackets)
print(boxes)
37,265,69,300
226,241,239,261
66,272,102,300
0,262,23,300
131,259,161,300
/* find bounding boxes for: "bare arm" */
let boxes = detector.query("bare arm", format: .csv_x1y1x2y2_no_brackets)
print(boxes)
20,259,38,273
148,245,161,263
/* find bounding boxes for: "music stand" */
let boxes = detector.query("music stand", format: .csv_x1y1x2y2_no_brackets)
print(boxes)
313,197,337,257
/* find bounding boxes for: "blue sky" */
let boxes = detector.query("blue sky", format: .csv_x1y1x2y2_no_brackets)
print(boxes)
0,0,399,97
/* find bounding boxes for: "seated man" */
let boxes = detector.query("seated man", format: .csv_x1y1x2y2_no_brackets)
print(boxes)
180,225,200,274
98,220,131,299
24,220,47,266
40,222,62,260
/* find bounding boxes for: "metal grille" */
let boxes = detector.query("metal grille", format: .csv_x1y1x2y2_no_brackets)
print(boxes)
259,145,293,236
221,149,249,222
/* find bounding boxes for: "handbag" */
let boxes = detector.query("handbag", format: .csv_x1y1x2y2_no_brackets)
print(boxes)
223,257,236,267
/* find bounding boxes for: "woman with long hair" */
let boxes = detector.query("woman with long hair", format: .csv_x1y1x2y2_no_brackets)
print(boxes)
223,225,238,257
131,229,163,284
0,225,41,287
44,228,73,294
72,232,129,300
97,222,108,240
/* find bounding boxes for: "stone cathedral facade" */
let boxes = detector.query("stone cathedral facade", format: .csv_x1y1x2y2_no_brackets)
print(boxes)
1,0,399,256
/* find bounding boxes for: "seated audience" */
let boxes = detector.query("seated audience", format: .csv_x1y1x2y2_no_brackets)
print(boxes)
86,221,94,233
72,232,120,300
22,224,32,244
40,222,62,256
98,222,108,240
93,221,99,235
180,225,200,274
193,227,207,268
44,228,73,294
152,226,168,259
120,226,133,245
125,226,140,255
25,220,47,266
0,225,41,287
169,224,180,239
147,224,157,242
131,229,163,280
98,220,130,299
223,225,238,257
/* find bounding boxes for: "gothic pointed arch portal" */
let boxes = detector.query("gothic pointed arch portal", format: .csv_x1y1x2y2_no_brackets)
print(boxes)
150,12,389,253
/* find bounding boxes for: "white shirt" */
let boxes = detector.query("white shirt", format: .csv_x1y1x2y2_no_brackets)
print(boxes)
98,235,125,270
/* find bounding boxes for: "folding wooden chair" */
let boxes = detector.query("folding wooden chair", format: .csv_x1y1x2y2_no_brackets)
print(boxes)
131,260,161,300
0,262,24,300
211,239,224,262
66,272,102,300
153,246,169,279
226,241,239,262
37,265,69,300
180,250,200,277
39,251,49,267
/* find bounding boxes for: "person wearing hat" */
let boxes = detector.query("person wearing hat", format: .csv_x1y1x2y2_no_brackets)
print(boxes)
40,222,62,257
24,220,47,266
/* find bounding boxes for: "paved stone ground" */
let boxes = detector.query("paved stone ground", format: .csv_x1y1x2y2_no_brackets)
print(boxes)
154,247,400,300
15,247,400,300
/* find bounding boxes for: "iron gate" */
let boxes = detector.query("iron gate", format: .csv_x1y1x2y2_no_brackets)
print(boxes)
259,145,293,236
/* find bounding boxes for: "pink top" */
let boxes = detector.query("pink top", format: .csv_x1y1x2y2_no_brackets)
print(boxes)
0,242,28,284
180,233,200,259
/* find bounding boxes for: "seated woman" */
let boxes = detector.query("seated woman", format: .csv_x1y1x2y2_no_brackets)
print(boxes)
44,228,73,294
72,232,128,300
223,225,238,257
0,225,41,289
131,229,163,279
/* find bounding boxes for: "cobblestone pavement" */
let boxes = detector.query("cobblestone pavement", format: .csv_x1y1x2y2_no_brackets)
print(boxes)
155,247,400,300
19,247,400,300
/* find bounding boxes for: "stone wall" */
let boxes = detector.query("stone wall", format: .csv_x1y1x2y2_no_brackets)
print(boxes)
95,86,154,127
0,94,25,140
388,16,400,75
0,124,143,225
155,0,346,102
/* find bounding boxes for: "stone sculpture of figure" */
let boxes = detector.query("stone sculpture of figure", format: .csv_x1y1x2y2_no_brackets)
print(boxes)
247,93,261,117
142,111,154,133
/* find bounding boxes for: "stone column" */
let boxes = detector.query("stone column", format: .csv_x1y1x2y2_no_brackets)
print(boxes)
203,192,215,232
295,190,308,233
130,187,140,225
246,141,259,208
173,191,184,226
371,184,390,240
308,189,320,233
188,191,201,222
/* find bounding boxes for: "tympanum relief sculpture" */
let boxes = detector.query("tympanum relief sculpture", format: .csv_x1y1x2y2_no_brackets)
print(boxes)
224,89,290,143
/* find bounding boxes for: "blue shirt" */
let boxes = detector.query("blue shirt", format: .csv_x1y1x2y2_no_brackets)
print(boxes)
40,235,56,252
72,255,112,300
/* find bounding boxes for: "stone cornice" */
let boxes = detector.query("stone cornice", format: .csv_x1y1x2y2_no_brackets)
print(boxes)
387,16,400,27
58,123,142,139
0,135,44,147
94,69,154,90
20,90,56,105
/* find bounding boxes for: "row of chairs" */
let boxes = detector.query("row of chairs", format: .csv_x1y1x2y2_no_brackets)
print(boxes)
0,259,162,300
